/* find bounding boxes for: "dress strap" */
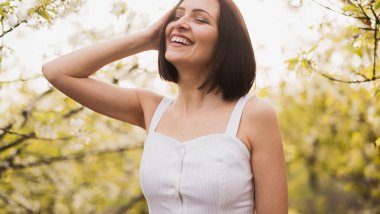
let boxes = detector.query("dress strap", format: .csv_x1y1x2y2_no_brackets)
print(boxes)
148,97,173,133
225,94,253,137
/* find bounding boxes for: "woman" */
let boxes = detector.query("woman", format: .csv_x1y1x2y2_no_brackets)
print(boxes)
42,0,288,213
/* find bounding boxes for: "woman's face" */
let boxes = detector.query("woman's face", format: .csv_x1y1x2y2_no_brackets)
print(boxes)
165,0,219,71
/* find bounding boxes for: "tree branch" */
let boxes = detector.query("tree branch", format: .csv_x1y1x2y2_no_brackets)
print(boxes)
0,128,73,141
319,72,380,83
0,145,143,172
350,69,371,79
0,144,28,174
370,5,380,23
370,5,379,79
20,88,54,127
311,0,368,19
358,27,375,31
0,124,13,141
0,192,34,214
354,0,374,21
0,132,35,153
63,106,85,119
0,20,28,38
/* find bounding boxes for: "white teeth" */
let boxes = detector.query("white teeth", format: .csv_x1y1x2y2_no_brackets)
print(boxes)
171,36,192,46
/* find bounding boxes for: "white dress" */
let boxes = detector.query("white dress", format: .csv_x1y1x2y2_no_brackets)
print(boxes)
139,95,254,214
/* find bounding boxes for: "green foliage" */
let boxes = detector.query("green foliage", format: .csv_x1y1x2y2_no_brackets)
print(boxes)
0,84,149,213
263,3,380,208
286,0,380,85
1,0,84,39
268,77,380,213
0,0,150,213
0,1,15,18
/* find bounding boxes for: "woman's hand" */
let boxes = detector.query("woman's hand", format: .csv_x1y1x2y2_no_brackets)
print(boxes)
142,10,172,50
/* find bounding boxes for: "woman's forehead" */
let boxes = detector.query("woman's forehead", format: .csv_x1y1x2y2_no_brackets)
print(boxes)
177,0,220,16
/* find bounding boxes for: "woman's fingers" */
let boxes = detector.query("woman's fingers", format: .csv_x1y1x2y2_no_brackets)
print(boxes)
144,10,173,50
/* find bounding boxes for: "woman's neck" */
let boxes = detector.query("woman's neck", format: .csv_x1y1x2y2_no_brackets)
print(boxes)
173,82,225,117
175,92,222,117
171,65,228,116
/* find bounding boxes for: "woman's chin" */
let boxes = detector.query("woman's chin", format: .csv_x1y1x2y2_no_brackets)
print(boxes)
165,54,188,66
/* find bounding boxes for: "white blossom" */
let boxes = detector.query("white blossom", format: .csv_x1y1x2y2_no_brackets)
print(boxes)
7,14,18,27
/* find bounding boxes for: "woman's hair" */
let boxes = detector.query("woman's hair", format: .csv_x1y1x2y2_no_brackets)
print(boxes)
158,0,256,101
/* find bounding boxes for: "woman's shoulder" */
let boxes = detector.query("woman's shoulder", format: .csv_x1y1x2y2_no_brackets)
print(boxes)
134,89,165,128
241,95,281,147
136,89,171,115
244,95,278,121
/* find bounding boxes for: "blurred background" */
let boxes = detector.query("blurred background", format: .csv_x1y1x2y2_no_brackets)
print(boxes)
0,0,379,213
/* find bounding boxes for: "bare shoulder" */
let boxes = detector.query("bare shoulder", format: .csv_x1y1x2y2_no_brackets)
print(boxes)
135,89,165,129
244,96,278,122
241,95,281,148
136,88,164,106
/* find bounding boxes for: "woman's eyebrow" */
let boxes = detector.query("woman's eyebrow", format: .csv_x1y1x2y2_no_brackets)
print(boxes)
176,7,212,18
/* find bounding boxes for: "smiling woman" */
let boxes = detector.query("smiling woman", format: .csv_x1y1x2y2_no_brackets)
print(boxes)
159,0,220,89
41,0,288,213
159,0,255,101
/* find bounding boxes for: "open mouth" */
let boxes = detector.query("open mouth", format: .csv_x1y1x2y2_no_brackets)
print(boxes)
170,36,193,46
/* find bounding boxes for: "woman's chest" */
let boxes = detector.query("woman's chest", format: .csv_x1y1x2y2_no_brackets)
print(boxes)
139,134,253,207
156,108,230,140
155,108,251,152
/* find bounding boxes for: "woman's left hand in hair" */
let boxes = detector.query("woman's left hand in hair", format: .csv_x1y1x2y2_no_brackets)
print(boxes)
142,10,172,50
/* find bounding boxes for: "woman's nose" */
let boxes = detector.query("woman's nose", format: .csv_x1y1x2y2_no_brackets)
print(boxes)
174,18,190,30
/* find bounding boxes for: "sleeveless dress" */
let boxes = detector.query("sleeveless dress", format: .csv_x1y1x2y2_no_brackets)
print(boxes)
139,95,254,214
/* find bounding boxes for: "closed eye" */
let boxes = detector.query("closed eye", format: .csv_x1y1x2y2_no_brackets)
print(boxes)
195,17,209,24
171,16,182,21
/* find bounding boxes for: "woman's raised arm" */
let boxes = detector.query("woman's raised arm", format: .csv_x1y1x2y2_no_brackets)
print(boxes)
42,12,170,129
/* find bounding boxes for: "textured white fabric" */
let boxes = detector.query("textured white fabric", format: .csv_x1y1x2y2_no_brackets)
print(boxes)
139,95,254,214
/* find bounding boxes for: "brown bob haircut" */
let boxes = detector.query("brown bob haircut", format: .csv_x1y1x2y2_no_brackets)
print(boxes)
158,0,256,101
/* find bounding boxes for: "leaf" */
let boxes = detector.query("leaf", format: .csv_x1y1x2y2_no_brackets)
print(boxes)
374,0,380,10
0,2,10,7
27,7,36,16
375,138,380,147
307,45,319,54
37,9,51,23
284,58,299,70
342,5,361,14
301,59,312,69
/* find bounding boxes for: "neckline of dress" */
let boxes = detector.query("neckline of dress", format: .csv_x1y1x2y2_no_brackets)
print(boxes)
151,130,251,157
